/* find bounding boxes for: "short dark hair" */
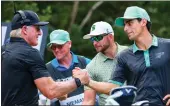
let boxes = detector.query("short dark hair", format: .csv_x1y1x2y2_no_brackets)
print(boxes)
136,18,151,32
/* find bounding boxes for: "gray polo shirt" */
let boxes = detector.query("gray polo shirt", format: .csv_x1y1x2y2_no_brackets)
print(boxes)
110,35,170,106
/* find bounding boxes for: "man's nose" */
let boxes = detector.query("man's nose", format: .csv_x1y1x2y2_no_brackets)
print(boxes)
124,24,128,32
93,41,98,45
38,30,42,36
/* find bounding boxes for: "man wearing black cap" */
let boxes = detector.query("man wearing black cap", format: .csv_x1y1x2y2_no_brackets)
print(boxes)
1,10,89,106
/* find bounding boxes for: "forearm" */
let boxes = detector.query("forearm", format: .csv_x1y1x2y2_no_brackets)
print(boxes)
87,80,119,95
82,89,96,105
49,79,77,99
53,79,77,96
35,77,78,99
82,99,95,105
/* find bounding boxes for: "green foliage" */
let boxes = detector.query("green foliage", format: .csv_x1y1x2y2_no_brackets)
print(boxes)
2,1,170,62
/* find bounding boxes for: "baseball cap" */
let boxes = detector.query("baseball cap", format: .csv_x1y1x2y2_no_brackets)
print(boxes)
11,10,49,30
47,29,70,50
83,21,114,39
115,6,150,26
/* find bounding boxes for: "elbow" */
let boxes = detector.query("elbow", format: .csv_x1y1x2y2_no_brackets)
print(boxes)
45,91,55,100
46,90,64,100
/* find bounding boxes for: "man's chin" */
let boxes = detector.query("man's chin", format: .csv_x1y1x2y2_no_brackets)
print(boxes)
95,49,101,53
31,42,38,46
128,37,135,41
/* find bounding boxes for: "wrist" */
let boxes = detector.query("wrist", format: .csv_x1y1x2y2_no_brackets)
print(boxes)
74,78,82,88
85,79,91,86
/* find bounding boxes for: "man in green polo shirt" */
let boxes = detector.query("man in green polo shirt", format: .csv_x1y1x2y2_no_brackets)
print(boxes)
81,21,128,105
73,6,170,106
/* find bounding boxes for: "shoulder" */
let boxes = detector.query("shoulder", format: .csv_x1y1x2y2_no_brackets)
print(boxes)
158,37,170,44
119,44,129,50
77,55,91,64
86,53,100,67
117,45,133,61
157,37,170,53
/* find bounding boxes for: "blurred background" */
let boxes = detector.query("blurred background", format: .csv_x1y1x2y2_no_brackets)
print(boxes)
2,1,170,62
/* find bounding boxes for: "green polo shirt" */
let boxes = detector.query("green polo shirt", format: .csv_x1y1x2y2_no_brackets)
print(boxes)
85,43,128,105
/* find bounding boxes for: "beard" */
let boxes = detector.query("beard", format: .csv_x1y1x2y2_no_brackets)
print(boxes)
95,43,109,53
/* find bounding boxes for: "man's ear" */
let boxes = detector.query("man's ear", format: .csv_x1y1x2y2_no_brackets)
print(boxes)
141,19,147,26
22,26,27,35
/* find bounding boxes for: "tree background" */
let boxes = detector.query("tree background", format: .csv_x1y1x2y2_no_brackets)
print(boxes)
2,1,170,62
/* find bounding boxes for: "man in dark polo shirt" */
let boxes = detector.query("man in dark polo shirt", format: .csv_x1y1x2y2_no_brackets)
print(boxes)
111,6,170,106
1,10,89,106
73,6,170,106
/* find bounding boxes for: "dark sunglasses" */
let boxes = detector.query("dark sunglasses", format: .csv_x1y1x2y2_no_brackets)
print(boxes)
33,25,41,31
51,44,65,50
90,33,109,42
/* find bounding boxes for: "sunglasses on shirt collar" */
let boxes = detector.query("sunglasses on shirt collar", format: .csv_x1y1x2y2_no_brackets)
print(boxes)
90,33,111,42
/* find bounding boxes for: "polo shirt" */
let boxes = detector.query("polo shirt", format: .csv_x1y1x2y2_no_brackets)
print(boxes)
85,43,128,105
110,35,170,106
2,37,50,106
38,53,91,106
51,52,91,71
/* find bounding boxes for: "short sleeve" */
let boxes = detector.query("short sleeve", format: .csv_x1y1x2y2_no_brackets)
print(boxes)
109,54,127,86
86,62,96,81
26,49,50,80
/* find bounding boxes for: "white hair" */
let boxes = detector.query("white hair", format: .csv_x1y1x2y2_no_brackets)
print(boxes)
10,28,22,37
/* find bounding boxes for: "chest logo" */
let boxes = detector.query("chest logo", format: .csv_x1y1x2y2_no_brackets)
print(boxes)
155,52,164,59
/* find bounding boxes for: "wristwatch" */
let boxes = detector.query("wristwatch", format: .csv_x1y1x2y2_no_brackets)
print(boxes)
74,78,82,88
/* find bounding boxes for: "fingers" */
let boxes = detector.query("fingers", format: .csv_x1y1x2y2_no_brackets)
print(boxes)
72,68,86,77
74,67,81,70
163,94,170,106
163,94,170,100
166,99,170,106
57,94,68,101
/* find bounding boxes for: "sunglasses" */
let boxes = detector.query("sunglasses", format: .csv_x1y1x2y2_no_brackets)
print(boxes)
90,33,109,42
33,25,41,31
51,44,64,50
25,25,41,31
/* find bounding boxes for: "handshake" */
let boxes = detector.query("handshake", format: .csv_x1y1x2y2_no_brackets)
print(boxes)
72,67,90,86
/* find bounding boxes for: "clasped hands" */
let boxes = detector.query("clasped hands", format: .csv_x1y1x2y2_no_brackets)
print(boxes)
57,67,90,101
72,67,90,86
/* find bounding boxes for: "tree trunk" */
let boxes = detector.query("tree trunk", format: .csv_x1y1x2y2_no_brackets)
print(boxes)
68,1,79,33
79,1,104,30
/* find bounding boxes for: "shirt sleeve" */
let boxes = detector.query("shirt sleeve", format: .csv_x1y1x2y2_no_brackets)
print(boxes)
108,54,127,86
26,49,50,80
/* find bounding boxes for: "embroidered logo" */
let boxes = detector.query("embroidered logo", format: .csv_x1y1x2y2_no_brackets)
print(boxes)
155,52,164,59
91,25,95,31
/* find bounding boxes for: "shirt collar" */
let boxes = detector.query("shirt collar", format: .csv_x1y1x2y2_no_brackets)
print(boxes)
51,51,78,68
10,37,28,44
99,42,120,62
133,35,158,53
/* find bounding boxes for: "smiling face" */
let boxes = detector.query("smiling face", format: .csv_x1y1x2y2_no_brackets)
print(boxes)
124,18,145,41
22,25,41,46
51,41,71,60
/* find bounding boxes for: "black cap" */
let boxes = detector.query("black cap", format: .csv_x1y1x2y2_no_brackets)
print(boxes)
11,10,49,30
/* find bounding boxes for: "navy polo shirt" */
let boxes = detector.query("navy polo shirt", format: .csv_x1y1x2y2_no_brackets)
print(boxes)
2,37,50,106
109,35,170,106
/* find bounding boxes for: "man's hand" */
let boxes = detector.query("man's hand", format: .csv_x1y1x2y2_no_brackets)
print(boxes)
72,67,90,85
57,94,68,101
163,94,170,106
